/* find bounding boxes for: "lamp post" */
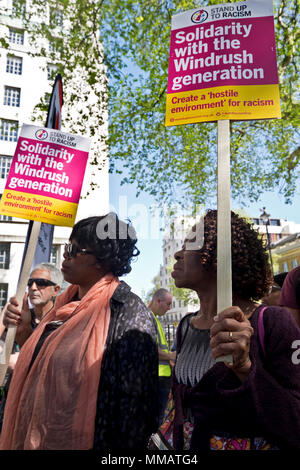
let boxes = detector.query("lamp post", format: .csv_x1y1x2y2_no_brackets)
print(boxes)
260,207,274,276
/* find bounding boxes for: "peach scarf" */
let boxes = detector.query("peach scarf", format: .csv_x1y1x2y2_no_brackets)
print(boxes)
0,274,119,450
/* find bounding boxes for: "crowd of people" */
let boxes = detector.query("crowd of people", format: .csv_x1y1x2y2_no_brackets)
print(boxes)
0,210,300,451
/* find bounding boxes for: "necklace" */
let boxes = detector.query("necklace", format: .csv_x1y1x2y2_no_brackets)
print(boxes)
42,303,54,318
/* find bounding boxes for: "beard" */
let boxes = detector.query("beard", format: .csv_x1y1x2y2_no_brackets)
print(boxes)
29,295,49,307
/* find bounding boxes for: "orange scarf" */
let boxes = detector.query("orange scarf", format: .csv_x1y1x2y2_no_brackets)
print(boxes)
0,274,119,450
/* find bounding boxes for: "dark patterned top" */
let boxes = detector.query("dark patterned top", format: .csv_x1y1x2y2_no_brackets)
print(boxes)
175,314,216,387
93,281,159,451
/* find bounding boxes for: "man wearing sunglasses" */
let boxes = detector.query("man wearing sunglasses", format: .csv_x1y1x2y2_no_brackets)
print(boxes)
0,263,62,431
2,262,62,347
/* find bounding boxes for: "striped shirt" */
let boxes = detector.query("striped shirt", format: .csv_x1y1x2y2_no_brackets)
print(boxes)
175,315,216,387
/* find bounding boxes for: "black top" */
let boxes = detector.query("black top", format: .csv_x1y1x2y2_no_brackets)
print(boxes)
175,314,216,387
93,281,158,450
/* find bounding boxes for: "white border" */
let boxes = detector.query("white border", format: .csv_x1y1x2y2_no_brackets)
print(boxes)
171,0,274,30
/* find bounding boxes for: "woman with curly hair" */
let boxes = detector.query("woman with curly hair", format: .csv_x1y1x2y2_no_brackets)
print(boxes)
0,213,158,450
168,209,300,451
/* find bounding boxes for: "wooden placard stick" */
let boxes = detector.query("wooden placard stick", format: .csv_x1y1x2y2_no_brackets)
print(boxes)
215,119,233,365
0,304,8,339
0,220,41,386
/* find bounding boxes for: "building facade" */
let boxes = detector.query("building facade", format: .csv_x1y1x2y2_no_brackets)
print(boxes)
0,0,109,306
252,216,300,245
271,233,300,274
252,215,300,275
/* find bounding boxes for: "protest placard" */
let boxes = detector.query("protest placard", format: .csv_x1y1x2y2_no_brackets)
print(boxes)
165,0,281,364
0,123,91,383
165,0,281,126
0,124,90,227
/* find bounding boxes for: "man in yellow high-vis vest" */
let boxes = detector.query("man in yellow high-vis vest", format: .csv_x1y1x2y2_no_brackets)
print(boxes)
148,289,175,425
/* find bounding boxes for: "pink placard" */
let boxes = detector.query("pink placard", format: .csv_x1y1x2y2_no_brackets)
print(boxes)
6,137,88,203
167,16,279,93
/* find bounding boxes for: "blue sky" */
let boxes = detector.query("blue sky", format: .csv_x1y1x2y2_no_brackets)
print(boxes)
109,169,300,300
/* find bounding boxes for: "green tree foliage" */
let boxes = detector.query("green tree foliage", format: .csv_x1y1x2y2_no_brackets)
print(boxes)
142,272,161,304
3,0,299,207
0,0,109,195
105,0,299,208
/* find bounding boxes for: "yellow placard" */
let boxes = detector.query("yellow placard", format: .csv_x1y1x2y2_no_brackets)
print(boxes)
0,189,78,227
165,84,281,126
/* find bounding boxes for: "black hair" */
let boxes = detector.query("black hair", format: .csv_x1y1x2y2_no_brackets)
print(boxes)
274,272,288,288
70,213,140,277
198,209,272,300
274,272,288,287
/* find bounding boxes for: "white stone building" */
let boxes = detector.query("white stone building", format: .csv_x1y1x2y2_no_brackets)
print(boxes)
0,0,109,306
158,215,200,328
252,215,300,244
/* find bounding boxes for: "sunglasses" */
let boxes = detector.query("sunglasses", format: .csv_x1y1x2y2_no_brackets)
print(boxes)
27,278,57,288
64,242,94,259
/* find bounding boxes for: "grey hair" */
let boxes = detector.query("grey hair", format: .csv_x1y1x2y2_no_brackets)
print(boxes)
31,262,63,286
152,288,171,301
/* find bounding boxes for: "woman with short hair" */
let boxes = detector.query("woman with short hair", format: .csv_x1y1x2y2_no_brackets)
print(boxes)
0,213,158,450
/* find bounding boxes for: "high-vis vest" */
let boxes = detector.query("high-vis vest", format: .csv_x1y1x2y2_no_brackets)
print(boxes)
153,314,172,377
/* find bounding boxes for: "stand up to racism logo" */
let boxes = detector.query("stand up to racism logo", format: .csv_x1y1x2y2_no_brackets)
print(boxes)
35,129,48,140
191,10,208,24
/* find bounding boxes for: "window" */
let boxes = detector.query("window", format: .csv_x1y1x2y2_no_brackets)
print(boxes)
0,213,12,222
0,120,18,142
9,28,24,45
269,233,278,243
0,156,12,179
0,283,8,308
47,64,58,81
50,246,58,265
0,243,10,269
49,37,62,54
269,219,280,226
283,262,288,272
293,259,299,269
6,55,22,75
12,0,26,16
4,86,21,107
50,8,63,27
0,194,12,221
49,40,56,53
44,92,51,107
